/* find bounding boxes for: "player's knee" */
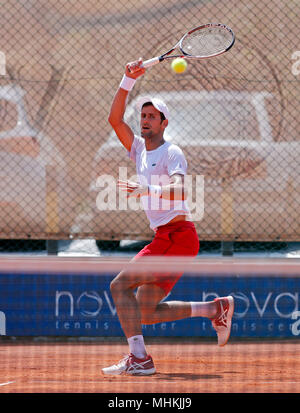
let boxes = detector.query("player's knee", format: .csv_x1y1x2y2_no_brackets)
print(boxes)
110,278,122,296
110,274,134,296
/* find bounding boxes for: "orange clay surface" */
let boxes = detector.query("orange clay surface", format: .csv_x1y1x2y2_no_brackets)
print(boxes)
0,339,299,393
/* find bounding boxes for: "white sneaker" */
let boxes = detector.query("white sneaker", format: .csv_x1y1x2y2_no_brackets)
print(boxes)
102,353,156,376
211,296,234,346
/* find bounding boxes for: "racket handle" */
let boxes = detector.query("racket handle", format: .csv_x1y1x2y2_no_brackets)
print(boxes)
141,56,162,68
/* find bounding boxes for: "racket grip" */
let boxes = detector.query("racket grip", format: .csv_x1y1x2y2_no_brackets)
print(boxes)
141,57,162,68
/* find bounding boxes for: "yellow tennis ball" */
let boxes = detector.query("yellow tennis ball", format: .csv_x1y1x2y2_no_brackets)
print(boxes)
171,58,187,74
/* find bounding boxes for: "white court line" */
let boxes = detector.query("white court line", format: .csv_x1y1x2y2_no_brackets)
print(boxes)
29,380,300,385
0,381,15,386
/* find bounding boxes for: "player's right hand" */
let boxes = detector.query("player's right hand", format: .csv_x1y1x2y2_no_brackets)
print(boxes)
126,58,145,79
117,179,148,198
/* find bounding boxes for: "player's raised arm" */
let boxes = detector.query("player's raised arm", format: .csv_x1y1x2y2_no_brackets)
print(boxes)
108,59,145,152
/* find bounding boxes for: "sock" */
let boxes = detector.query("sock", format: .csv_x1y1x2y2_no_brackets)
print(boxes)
127,335,147,359
190,301,218,319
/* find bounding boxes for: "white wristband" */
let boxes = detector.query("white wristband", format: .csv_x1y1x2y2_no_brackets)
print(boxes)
148,185,162,198
119,75,136,91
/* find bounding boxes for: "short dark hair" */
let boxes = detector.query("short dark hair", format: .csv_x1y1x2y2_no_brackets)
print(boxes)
142,102,166,122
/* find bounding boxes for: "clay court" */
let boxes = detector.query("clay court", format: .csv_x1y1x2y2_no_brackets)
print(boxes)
0,339,299,393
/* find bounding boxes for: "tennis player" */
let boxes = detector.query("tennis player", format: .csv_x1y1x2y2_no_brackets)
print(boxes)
102,59,234,376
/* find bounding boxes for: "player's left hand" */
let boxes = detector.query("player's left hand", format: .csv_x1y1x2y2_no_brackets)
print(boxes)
117,179,148,198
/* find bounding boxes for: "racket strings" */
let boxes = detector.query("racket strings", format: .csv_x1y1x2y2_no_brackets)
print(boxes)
181,28,233,57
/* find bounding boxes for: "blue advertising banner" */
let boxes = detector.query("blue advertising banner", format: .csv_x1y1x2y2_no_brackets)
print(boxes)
0,271,299,338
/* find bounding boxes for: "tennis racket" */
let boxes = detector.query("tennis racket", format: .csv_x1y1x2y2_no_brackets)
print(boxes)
129,23,235,72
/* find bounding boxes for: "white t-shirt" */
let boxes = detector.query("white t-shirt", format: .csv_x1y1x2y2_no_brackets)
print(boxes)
129,135,191,230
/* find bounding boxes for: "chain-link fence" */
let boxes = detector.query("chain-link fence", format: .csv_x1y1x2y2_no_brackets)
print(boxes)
0,0,299,252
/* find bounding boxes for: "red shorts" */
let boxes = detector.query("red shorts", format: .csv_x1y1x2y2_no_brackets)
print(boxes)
133,220,199,295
